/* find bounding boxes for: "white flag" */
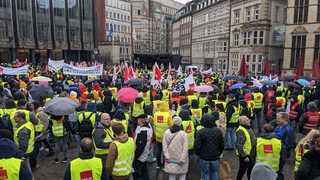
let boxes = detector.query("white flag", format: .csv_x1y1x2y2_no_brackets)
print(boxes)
112,65,117,83
184,74,196,90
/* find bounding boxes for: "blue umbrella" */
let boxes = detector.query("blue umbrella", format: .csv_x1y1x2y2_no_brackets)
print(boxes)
261,80,276,87
297,79,311,87
230,83,246,90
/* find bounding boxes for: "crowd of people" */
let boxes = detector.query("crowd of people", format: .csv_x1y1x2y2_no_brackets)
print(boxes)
0,67,320,180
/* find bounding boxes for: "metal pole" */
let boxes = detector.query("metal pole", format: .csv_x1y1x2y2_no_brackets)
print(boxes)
112,36,114,64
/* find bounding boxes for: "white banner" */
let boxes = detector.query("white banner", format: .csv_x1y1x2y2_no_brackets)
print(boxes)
0,65,29,75
48,58,65,72
62,63,103,76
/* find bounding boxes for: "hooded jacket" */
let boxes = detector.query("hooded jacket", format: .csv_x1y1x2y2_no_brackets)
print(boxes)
194,114,224,161
295,148,320,180
0,138,32,180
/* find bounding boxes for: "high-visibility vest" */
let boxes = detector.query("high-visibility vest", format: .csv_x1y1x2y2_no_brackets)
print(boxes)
253,93,264,109
202,105,212,115
14,121,35,154
113,119,128,133
190,108,202,121
276,97,286,108
289,102,299,121
132,101,144,118
19,109,31,122
297,95,305,105
236,126,252,156
187,95,198,106
153,100,164,113
142,91,152,106
216,101,227,109
161,89,170,101
0,157,22,180
256,137,282,172
92,127,113,155
182,120,195,150
109,87,118,101
112,138,134,176
52,117,67,137
303,111,320,132
294,143,310,172
70,157,103,180
153,112,170,139
196,125,204,131
198,97,207,108
35,112,44,132
229,105,240,124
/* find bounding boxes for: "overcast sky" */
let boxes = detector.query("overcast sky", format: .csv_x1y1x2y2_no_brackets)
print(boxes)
175,0,189,5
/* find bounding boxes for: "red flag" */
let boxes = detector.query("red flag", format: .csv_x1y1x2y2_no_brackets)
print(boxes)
312,58,320,79
0,67,4,74
45,65,48,73
129,65,135,79
262,57,270,76
24,59,28,65
296,55,304,77
123,66,130,82
154,64,162,81
15,59,21,67
238,55,248,76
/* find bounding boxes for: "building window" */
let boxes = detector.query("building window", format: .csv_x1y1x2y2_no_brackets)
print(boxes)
246,8,251,22
291,35,306,68
254,7,259,21
294,0,308,23
234,11,240,24
314,35,320,59
283,8,287,23
275,6,279,22
259,31,264,44
243,32,251,45
253,31,264,45
17,0,28,10
0,0,9,7
253,31,258,44
233,33,239,46
68,0,79,19
133,21,141,29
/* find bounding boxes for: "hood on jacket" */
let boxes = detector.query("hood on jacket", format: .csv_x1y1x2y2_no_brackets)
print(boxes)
93,83,100,91
191,99,199,108
86,102,97,112
179,109,191,120
201,114,216,128
180,104,189,111
135,97,144,104
79,85,87,93
250,162,277,180
114,109,126,120
114,133,129,143
0,138,18,158
260,132,276,139
160,101,170,112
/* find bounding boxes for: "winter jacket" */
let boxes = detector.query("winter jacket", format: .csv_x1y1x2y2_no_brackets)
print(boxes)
194,115,224,161
163,129,189,174
63,152,109,180
274,123,295,151
226,99,240,127
15,120,32,156
35,107,49,140
134,123,153,162
295,148,320,180
92,122,113,154
0,138,32,180
236,125,256,161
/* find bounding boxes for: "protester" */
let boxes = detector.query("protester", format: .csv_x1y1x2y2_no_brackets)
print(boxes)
298,101,320,139
252,87,264,132
225,93,240,150
250,162,278,180
163,116,189,180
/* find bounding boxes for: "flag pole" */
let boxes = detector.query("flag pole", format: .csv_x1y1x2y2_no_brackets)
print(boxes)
130,2,133,65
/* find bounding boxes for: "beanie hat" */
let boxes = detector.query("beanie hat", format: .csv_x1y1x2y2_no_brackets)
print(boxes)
70,91,77,98
250,162,277,180
173,116,182,126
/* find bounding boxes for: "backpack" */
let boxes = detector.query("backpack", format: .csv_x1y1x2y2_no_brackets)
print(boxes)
78,112,95,139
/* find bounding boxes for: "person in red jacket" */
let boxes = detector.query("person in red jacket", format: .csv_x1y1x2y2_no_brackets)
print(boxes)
298,101,320,139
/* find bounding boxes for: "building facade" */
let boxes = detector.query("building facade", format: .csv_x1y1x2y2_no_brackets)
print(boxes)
172,2,194,65
192,0,230,71
0,0,95,64
283,0,320,75
228,0,287,75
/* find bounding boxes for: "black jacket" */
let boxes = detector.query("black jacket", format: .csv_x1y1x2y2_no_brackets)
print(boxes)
226,99,240,127
194,115,224,161
295,148,320,180
63,152,109,180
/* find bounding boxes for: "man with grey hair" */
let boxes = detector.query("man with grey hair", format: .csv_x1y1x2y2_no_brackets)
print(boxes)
298,101,320,139
236,115,256,180
274,112,294,158
133,114,153,180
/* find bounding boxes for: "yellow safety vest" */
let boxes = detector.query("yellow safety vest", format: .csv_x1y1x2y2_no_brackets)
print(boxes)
216,101,227,109
10,109,31,132
70,157,103,180
14,121,35,154
112,138,135,176
0,157,22,180
190,108,202,122
198,97,207,108
141,91,152,106
253,93,264,109
161,89,170,101
187,95,198,106
132,101,144,118
202,105,212,115
297,95,305,105
276,96,286,108
109,87,118,101
229,105,240,124
35,112,44,132
294,144,310,172
153,112,170,139
236,126,252,156
113,119,128,134
182,120,195,150
93,127,113,155
153,100,164,113
196,125,204,131
52,117,67,137
256,137,282,172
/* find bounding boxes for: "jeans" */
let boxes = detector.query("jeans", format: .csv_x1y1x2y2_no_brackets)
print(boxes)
169,173,186,180
253,108,262,131
226,127,236,149
199,158,219,180
156,142,163,167
54,134,68,159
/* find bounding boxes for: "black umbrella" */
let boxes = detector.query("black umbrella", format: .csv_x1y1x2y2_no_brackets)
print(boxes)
84,78,100,85
29,84,54,101
285,82,300,89
223,75,245,81
208,84,221,93
126,78,145,86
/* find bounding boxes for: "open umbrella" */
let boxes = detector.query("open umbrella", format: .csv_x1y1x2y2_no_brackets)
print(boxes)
194,85,213,93
126,78,145,86
223,75,245,81
238,55,248,77
296,55,304,77
297,79,311,87
285,82,300,89
261,80,277,87
84,78,100,85
117,87,139,103
208,84,221,93
230,82,246,90
29,84,54,101
45,97,79,116
283,72,297,79
31,76,52,82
